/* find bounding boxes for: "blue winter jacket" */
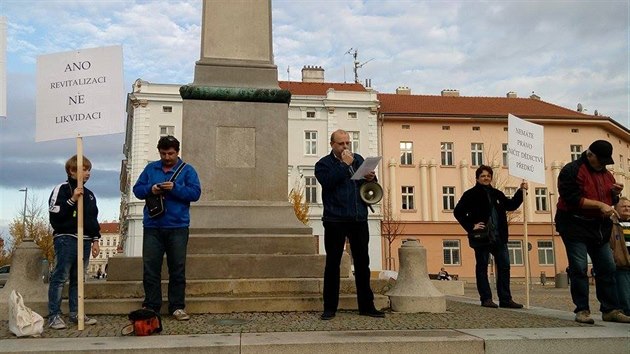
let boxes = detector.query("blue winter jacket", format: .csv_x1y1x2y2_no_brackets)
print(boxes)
133,158,201,228
315,151,373,222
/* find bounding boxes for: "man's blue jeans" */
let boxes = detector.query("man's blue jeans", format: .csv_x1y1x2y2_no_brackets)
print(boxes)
142,227,189,314
563,236,619,313
474,242,514,304
614,268,630,315
48,235,91,317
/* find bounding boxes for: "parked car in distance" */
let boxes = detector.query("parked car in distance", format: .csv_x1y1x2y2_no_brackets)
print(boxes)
0,265,9,288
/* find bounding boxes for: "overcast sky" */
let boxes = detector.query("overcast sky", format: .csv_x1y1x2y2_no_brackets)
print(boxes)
1,0,628,239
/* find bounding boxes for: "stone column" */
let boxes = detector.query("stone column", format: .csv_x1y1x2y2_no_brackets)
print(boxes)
388,158,397,214
180,0,303,230
195,0,278,89
429,159,438,221
459,159,469,193
419,159,429,221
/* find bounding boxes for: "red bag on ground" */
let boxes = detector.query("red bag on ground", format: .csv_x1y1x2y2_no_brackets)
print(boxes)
121,309,162,336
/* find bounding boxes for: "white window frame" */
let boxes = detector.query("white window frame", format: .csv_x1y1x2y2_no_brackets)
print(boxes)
502,143,508,166
441,142,453,166
400,141,413,165
507,240,524,265
304,131,317,156
306,111,316,119
401,186,415,210
443,240,461,265
570,144,582,161
537,240,554,265
442,186,455,211
305,176,317,203
162,105,173,113
535,187,548,211
159,125,174,137
348,131,360,153
504,187,517,198
471,143,484,166
347,111,358,119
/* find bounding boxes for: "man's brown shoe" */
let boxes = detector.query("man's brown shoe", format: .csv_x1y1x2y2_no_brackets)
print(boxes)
602,309,630,323
481,299,499,308
575,310,595,324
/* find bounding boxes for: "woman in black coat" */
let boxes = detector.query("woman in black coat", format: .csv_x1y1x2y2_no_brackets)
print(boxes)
454,165,527,309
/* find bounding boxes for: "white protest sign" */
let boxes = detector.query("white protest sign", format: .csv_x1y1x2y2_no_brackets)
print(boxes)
507,114,545,184
36,45,124,141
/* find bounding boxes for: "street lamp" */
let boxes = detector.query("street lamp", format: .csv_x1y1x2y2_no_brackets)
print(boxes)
19,187,29,241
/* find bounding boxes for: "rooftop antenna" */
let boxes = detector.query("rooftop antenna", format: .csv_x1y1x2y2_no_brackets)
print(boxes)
287,65,290,81
346,48,374,84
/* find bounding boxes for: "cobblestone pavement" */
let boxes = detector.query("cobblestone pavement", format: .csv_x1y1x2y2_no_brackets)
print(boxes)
0,283,600,340
464,282,601,314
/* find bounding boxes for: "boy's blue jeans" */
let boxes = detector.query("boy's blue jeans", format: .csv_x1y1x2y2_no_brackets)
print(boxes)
48,235,91,317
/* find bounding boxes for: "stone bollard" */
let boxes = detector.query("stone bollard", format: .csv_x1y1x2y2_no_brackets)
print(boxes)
0,240,49,320
555,271,569,288
386,239,446,313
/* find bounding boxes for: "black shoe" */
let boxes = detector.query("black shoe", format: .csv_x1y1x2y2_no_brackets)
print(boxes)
320,311,336,320
481,299,499,308
499,300,524,309
359,309,385,318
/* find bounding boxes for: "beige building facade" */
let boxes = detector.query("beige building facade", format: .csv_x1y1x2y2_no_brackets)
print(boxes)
378,88,630,281
87,222,120,278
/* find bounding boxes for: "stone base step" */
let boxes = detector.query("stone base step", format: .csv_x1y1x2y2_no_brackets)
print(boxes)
71,294,391,315
187,234,318,254
82,278,395,299
108,254,351,281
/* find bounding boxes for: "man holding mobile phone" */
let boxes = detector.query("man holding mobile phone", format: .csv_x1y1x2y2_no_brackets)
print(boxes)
133,136,201,321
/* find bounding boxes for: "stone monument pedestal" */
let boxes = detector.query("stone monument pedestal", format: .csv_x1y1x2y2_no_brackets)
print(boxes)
0,241,48,320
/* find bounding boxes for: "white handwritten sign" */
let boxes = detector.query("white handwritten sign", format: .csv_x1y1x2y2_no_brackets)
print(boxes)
507,114,545,184
35,45,124,141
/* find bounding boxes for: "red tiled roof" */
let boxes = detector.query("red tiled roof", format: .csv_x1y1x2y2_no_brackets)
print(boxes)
377,93,604,120
99,222,119,233
279,81,367,96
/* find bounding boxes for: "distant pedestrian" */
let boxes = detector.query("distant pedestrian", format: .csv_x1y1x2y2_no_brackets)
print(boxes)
437,267,451,281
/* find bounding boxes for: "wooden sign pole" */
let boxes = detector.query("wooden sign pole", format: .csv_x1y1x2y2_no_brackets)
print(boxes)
76,135,85,330
523,180,531,309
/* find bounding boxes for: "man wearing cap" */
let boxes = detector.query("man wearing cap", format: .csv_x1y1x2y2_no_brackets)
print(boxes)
555,140,630,324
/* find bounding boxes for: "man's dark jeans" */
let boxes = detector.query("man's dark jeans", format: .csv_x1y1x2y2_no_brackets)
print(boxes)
142,227,189,314
563,236,619,313
322,221,375,313
473,242,513,304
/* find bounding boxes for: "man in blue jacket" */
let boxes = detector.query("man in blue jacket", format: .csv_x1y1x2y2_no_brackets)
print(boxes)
133,136,201,321
315,129,384,320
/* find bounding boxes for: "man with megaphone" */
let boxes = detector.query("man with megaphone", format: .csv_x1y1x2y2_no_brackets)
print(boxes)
315,129,385,321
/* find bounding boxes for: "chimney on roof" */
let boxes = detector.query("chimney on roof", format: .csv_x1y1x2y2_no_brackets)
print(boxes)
441,89,460,97
301,65,325,83
530,91,540,100
506,91,517,98
396,86,411,95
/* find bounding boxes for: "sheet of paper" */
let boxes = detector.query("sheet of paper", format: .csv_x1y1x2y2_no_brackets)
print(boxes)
351,156,382,180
